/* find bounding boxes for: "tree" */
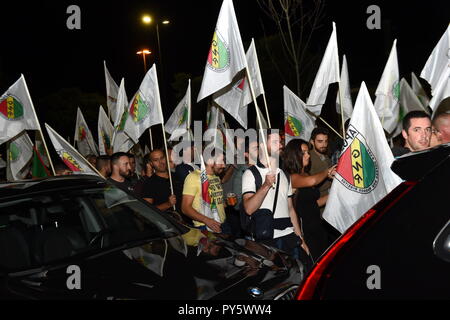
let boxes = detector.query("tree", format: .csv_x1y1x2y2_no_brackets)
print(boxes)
257,0,326,98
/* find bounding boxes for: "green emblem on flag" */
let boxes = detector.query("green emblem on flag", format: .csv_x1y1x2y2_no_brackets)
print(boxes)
284,115,303,137
392,81,400,101
336,125,379,194
117,110,128,132
178,106,188,125
0,95,24,121
130,93,149,123
9,142,21,162
207,31,230,72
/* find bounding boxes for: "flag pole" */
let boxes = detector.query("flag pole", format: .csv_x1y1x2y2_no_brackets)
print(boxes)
245,68,272,173
262,93,272,128
149,127,154,150
21,75,56,176
305,108,344,140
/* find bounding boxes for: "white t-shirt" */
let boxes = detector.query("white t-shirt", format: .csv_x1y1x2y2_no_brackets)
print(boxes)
241,162,294,239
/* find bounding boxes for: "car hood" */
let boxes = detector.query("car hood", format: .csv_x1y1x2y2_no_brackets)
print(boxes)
3,228,304,300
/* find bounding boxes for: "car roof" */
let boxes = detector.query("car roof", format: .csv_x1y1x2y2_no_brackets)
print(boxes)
391,142,450,181
0,175,107,201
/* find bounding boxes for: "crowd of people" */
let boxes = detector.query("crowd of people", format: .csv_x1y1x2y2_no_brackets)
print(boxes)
2,110,448,267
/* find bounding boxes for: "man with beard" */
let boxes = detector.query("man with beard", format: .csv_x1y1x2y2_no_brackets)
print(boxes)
141,149,178,212
309,127,332,198
107,152,134,194
392,111,432,156
181,147,226,233
242,129,309,262
126,153,139,185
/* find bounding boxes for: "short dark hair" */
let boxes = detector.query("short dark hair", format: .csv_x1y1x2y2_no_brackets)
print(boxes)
310,127,329,141
143,153,152,166
110,152,129,165
96,155,110,170
203,146,224,164
402,111,431,132
126,153,135,159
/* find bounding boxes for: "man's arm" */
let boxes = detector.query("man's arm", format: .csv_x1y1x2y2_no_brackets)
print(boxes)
144,196,176,211
242,173,276,215
181,195,221,233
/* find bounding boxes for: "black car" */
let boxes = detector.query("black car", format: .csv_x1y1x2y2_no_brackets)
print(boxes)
296,143,450,300
0,175,304,300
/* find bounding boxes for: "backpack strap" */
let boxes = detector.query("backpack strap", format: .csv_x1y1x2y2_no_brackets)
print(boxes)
248,165,263,191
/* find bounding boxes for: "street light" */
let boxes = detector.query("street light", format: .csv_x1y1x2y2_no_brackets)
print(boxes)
136,49,151,74
141,14,170,70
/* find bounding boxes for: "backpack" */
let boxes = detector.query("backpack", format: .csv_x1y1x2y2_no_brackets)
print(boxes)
240,166,292,240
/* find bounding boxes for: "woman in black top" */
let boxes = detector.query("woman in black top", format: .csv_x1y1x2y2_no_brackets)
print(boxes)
283,139,336,261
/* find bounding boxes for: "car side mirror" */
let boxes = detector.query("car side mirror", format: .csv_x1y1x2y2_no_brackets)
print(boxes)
433,220,450,263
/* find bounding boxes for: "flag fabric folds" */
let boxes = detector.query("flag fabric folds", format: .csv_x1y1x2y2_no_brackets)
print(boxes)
46,123,98,175
98,105,114,155
336,55,353,122
7,131,33,181
411,72,430,109
0,75,40,146
420,24,450,95
323,82,402,233
197,0,247,102
104,61,120,120
284,86,316,144
307,22,340,111
428,67,450,112
373,39,400,134
74,107,98,156
165,80,192,141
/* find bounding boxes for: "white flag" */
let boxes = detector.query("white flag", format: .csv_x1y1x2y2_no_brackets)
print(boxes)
307,22,340,111
323,82,402,233
98,105,114,155
373,40,400,134
46,123,98,176
104,61,119,121
284,86,316,144
113,78,127,129
205,104,233,151
242,38,265,106
429,67,450,112
124,64,164,143
420,24,450,95
197,0,247,102
399,78,429,114
411,72,430,109
166,80,191,141
336,55,353,121
7,131,33,181
74,107,98,157
0,75,40,145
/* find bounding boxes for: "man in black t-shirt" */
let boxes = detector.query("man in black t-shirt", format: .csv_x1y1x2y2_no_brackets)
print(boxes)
107,152,135,194
141,149,178,212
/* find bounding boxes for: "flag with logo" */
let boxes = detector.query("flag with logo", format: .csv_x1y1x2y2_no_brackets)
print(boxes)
0,75,40,146
46,123,98,175
307,22,340,112
336,55,353,121
197,0,248,102
74,107,98,157
411,72,430,109
104,61,120,121
7,131,33,181
420,24,450,95
165,80,191,141
200,155,221,231
98,105,114,155
284,86,316,144
112,78,135,152
323,82,402,233
373,39,400,134
124,64,164,143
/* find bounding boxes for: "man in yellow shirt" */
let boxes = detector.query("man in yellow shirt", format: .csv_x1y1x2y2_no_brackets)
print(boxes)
181,148,226,233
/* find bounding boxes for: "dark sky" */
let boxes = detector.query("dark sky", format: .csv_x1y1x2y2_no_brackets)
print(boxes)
0,0,449,125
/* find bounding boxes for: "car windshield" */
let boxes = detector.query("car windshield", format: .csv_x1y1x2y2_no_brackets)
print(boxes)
0,184,183,271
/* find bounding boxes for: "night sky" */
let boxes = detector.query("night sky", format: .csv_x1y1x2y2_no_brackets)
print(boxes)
0,0,449,137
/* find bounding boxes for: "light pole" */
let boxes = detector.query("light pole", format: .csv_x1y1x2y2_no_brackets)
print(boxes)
136,49,151,74
141,15,170,72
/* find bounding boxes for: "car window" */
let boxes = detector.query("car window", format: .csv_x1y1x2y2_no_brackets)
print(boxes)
0,185,182,272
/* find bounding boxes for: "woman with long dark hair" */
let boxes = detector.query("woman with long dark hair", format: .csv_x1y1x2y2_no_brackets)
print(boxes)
283,139,336,261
